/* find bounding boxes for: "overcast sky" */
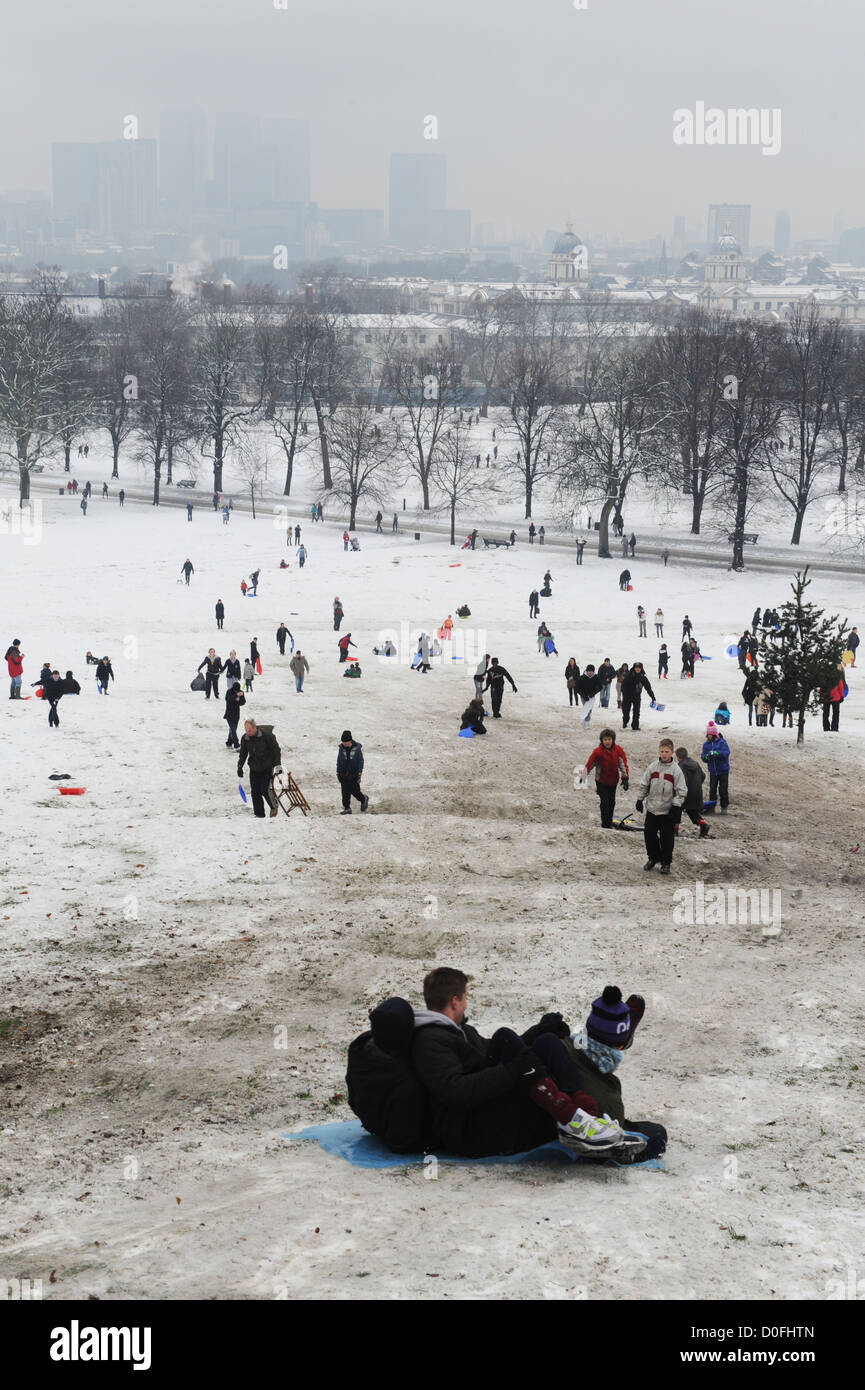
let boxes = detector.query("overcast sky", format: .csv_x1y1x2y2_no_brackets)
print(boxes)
2,0,862,246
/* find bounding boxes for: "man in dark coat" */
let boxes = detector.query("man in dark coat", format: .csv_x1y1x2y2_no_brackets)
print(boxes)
215,600,225,630
847,627,859,666
333,599,344,632
529,589,540,619
410,968,624,1157
337,730,368,813
483,658,517,719
95,656,114,694
347,998,431,1153
197,649,223,700
237,720,282,818
181,559,194,585
42,670,65,727
276,623,292,656
223,684,246,748
619,568,631,591
621,662,655,731
674,746,709,836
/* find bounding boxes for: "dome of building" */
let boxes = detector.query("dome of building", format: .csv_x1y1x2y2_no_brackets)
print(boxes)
717,225,741,254
552,220,580,254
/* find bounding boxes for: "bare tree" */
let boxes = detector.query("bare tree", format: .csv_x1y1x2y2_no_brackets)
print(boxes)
189,304,259,494
328,402,398,529
458,301,512,417
0,285,84,504
132,298,193,506
826,328,865,494
94,301,141,479
717,321,783,570
386,344,463,509
430,419,494,544
496,304,569,520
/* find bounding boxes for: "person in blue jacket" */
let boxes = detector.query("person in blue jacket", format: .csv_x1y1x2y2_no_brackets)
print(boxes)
701,720,731,812
714,700,731,726
337,730,368,814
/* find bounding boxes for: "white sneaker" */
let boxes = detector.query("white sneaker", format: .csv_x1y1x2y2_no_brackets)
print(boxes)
558,1108,624,1152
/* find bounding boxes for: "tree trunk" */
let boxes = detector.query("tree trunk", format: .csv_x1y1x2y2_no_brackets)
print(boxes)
250,483,256,520
166,440,173,485
282,434,298,496
153,460,161,506
681,442,691,493
690,486,703,535
597,496,615,558
18,465,30,505
797,706,806,747
791,506,805,546
64,439,72,471
856,432,865,473
731,456,748,570
420,467,430,511
349,496,357,529
64,454,70,473
524,455,532,520
213,430,224,493
111,436,120,479
312,396,332,489
450,500,456,545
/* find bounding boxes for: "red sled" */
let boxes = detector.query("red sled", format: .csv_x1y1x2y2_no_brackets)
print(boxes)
256,658,262,675
59,787,86,795
627,584,634,591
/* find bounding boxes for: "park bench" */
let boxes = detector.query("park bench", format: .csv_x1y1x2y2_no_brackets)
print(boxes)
727,532,759,545
482,536,513,549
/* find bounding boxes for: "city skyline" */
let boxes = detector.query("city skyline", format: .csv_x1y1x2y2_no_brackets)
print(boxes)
0,0,860,247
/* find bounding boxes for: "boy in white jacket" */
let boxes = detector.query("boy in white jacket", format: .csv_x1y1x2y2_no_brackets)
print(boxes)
635,738,686,875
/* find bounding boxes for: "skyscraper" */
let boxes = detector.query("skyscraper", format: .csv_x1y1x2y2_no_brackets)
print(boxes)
260,118,311,204
213,113,262,211
52,140,157,237
774,209,791,256
388,152,447,249
52,143,101,231
159,110,208,217
707,203,750,250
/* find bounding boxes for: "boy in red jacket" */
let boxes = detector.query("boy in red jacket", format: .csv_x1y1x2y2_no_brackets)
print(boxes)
582,728,629,829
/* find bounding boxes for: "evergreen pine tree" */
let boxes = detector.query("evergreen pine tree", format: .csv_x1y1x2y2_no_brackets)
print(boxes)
758,569,848,745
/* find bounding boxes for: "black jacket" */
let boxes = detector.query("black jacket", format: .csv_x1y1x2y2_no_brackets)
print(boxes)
411,1015,553,1157
576,672,603,701
460,705,485,732
337,741,364,779
95,659,114,685
42,676,64,704
62,672,81,695
224,658,241,682
224,687,246,724
346,1032,431,1153
215,603,225,619
237,724,281,773
564,661,580,685
197,655,223,675
250,641,260,664
677,756,705,811
622,668,655,702
484,664,516,692
276,625,290,647
597,661,617,687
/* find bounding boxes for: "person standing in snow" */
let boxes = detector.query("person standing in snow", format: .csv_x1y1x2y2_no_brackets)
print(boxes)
629,532,636,557
338,632,356,664
576,537,585,565
662,548,669,567
621,662,655,731
576,665,604,727
674,747,709,838
657,644,669,679
375,511,383,532
637,605,647,638
102,482,108,498
621,535,628,558
682,614,693,639
197,649,223,700
276,623,293,656
333,598,344,631
529,589,540,619
80,497,88,517
237,719,282,818
215,600,225,631
224,651,241,689
846,627,859,666
118,489,125,507
416,633,432,673
187,501,193,521
635,738,686,875
680,638,694,679
474,653,490,699
181,559,194,585
483,658,517,719
95,656,115,694
42,669,65,728
597,657,617,709
654,609,664,638
337,730,368,814
249,638,261,675
564,656,580,707
223,683,246,748
290,649,310,693
243,658,256,693
298,545,307,567
5,639,24,699
528,522,536,544
392,513,399,532
581,728,629,828
294,524,301,545
701,721,731,811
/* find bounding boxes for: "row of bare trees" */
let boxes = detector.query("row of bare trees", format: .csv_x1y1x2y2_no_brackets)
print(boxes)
2,284,865,564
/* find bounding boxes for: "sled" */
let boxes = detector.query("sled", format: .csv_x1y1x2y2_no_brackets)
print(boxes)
411,653,422,669
702,798,717,814
271,771,311,817
59,786,86,796
649,700,665,712
458,727,474,738
726,644,740,659
543,638,557,655
190,675,206,692
256,658,262,675
627,584,633,591
436,628,447,639
614,813,644,831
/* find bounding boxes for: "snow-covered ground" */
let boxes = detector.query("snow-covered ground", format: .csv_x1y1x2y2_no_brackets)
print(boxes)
1,435,863,1302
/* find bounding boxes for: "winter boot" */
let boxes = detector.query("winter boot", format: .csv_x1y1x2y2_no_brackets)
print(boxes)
558,1109,624,1153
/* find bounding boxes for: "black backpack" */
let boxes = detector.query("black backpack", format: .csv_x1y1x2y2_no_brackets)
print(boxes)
346,1031,432,1154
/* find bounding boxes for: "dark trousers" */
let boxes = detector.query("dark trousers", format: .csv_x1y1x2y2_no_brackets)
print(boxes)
205,674,220,699
339,774,364,809
339,649,348,662
48,701,60,727
576,550,583,564
489,684,504,716
682,807,705,827
822,701,840,731
745,702,754,725
617,1119,667,1162
249,768,275,818
278,639,286,655
488,1029,583,1095
658,659,668,677
334,618,342,630
225,718,240,749
644,811,675,865
217,618,223,629
621,695,641,729
530,602,539,617
709,771,729,808
597,782,617,827
568,683,577,705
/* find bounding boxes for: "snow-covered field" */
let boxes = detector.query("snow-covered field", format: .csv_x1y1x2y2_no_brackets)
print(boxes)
1,437,863,1302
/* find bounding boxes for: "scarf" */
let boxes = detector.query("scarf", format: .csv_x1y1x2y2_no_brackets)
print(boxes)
572,1028,623,1075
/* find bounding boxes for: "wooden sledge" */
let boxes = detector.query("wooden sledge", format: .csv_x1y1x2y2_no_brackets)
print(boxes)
271,771,311,817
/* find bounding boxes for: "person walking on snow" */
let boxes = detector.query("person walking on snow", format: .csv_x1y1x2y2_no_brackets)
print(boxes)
581,728,629,828
846,627,859,666
294,525,301,545
333,598,344,631
276,623,293,656
564,656,581,707
701,721,731,811
5,640,24,698
680,638,694,679
237,719,282,818
654,609,664,637
243,659,255,693
181,559,194,585
621,662,655,731
186,501,193,521
483,658,517,718
42,670,65,727
576,665,604,727
118,489,125,507
337,730,368,813
290,650,310,693
224,651,241,689
682,614,693,639
248,568,260,597
658,644,669,679
223,684,246,748
597,657,616,708
635,738,686,875
674,747,709,837
298,545,307,567
338,633,356,663
576,536,585,565
528,522,536,544
215,600,225,630
637,605,647,638
375,511,383,532
197,649,223,700
95,656,114,694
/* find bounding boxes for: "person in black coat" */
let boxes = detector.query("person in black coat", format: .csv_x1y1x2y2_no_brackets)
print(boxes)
621,662,655,731
737,631,752,673
34,661,52,690
224,651,241,688
215,600,225,630
483,658,517,718
62,670,81,695
564,657,580,707
249,638,260,670
42,670,64,727
847,627,859,665
529,589,540,619
742,668,759,726
347,999,431,1153
223,683,246,748
682,614,693,638
337,730,368,813
619,568,631,591
752,607,761,635
197,649,223,700
276,623,293,656
680,638,694,678
95,657,114,694
460,699,487,734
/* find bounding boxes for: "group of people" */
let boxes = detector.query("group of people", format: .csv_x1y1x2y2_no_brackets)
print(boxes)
347,966,666,1162
4,640,113,725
